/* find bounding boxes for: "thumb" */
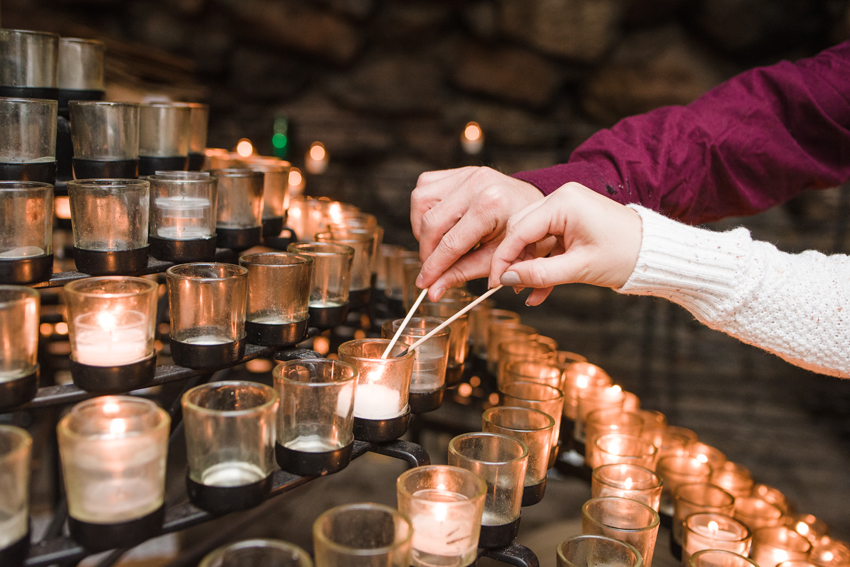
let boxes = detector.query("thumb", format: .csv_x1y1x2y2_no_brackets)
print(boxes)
498,254,580,290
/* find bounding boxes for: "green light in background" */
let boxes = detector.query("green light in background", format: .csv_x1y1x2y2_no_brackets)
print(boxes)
272,133,287,149
272,115,290,159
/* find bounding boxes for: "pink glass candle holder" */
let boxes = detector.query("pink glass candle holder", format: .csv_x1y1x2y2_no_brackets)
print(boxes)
787,513,828,544
584,409,644,468
592,433,659,471
582,496,661,567
656,456,713,518
734,497,785,532
496,339,555,389
575,384,625,448
683,441,727,471
750,526,813,567
755,485,792,516
682,513,752,567
672,483,736,554
809,536,850,567
0,425,32,567
689,550,757,567
557,534,643,567
711,462,754,500
500,380,564,453
592,463,663,511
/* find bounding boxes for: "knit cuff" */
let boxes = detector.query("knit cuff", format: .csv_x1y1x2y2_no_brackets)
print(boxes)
618,205,756,323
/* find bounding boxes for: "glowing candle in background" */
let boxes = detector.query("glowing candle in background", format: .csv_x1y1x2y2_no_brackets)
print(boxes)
305,141,328,174
461,121,484,155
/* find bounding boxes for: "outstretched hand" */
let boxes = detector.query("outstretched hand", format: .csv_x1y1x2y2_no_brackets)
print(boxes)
489,182,643,306
411,166,543,300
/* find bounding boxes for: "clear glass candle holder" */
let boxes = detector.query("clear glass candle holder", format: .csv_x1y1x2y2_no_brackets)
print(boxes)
315,229,374,307
384,249,419,305
147,172,218,262
786,513,828,544
200,539,313,567
0,286,40,409
592,433,659,471
557,534,643,567
673,483,736,548
182,381,278,513
750,526,813,567
0,182,53,284
448,432,528,548
689,550,758,567
184,103,209,170
381,317,450,413
469,307,515,359
503,360,563,390
592,463,663,511
0,98,58,184
248,161,289,231
582,496,661,567
58,38,104,91
287,197,322,242
0,30,58,92
682,513,752,566
239,252,312,346
562,362,612,421
575,385,625,446
711,462,755,500
287,242,354,328
69,102,140,179
486,321,537,374
809,537,850,567
57,396,170,550
377,243,403,290
273,358,357,476
482,406,554,505
734,497,785,532
496,339,555,389
637,410,668,446
314,503,413,567
0,425,32,556
656,456,713,518
418,288,473,375
584,409,645,468
397,465,487,567
683,441,727,471
138,102,190,175
165,263,248,369
210,168,264,250
501,380,564,451
755,485,792,516
653,426,699,460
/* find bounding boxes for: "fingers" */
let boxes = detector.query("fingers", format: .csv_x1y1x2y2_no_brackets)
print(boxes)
420,228,499,293
410,167,477,241
526,286,553,306
489,198,562,288
499,254,583,290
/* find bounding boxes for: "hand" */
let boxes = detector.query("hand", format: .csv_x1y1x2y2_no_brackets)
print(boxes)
489,182,643,306
410,166,543,300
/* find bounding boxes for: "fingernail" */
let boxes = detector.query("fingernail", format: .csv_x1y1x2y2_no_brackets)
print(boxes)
415,273,425,288
500,271,521,286
433,286,445,301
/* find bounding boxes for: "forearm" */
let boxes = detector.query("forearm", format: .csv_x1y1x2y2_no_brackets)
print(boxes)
619,206,850,378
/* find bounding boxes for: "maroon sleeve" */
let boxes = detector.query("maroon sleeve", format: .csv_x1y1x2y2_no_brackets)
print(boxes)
513,40,850,225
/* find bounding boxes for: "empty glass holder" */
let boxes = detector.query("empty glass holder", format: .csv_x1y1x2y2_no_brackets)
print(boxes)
0,425,32,567
0,97,58,184
556,534,643,567
315,229,374,309
69,101,139,179
138,102,190,175
582,496,661,567
211,168,265,250
0,29,59,99
313,503,413,567
0,286,40,409
200,539,314,567
287,241,354,328
0,181,53,284
148,172,218,262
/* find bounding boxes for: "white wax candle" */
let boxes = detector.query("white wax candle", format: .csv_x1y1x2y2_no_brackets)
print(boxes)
0,246,44,258
353,382,401,420
182,334,232,346
410,489,478,557
76,477,162,523
284,435,340,453
156,226,211,240
693,523,738,540
73,310,149,366
201,461,266,487
155,196,211,240
0,509,28,547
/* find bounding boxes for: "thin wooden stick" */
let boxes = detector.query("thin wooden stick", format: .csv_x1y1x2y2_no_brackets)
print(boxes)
381,288,429,359
398,285,504,358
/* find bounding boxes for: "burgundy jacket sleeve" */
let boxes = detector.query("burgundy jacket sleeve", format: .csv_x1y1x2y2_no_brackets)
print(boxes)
513,40,850,225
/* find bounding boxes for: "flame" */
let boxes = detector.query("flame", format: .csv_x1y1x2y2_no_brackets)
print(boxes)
708,521,718,535
96,310,117,330
696,454,708,463
624,477,633,489
109,418,126,435
611,385,622,393
463,122,482,142
103,401,120,414
458,383,473,397
576,375,588,388
796,522,810,536
823,552,835,562
236,138,253,157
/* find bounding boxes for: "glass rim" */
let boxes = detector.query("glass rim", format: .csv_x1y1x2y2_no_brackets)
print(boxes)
500,380,564,402
657,455,713,475
448,432,529,465
556,534,643,567
288,242,356,257
0,180,53,192
313,502,413,556
582,496,660,533
675,482,735,507
63,275,158,299
59,37,105,47
0,28,60,39
734,496,784,519
685,512,751,542
147,173,217,186
0,425,33,463
57,395,170,441
689,549,758,567
396,464,487,501
165,262,248,281
482,406,555,432
200,539,313,567
752,526,812,552
0,97,58,107
387,316,450,338
315,230,373,243
238,252,313,267
208,168,264,179
140,101,193,110
595,433,659,458
0,285,40,311
67,178,149,191
337,338,413,362
592,463,663,490
273,358,358,387
498,339,554,355
181,380,279,417
69,100,139,108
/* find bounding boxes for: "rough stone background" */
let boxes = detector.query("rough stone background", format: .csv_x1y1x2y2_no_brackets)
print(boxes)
4,0,850,562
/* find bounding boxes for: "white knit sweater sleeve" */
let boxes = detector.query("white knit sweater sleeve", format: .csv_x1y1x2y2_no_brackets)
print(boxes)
617,205,850,378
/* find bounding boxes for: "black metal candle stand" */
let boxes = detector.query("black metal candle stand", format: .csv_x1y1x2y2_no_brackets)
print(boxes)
0,86,58,100
0,161,57,184
660,510,674,529
308,303,350,329
149,235,217,263
70,352,157,393
261,228,296,250
521,479,546,507
187,153,205,171
553,447,592,482
409,387,444,414
262,215,285,237
0,367,39,411
478,515,522,549
215,226,262,251
246,318,308,347
138,155,188,177
0,529,29,567
275,440,354,477
475,542,539,567
58,89,104,110
73,246,150,275
560,417,576,447
186,473,274,515
72,158,139,180
169,338,246,370
68,505,166,552
0,254,54,285
670,535,683,561
445,364,465,387
353,406,411,443
348,287,371,311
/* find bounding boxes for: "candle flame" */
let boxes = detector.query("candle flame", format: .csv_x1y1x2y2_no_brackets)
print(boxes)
288,167,305,193
329,201,343,224
823,552,834,562
611,385,622,393
103,401,120,414
96,311,117,330
309,141,326,161
109,418,126,435
796,522,810,536
458,383,472,397
576,375,588,388
696,454,708,463
624,477,633,489
236,138,253,157
462,122,482,142
708,521,718,535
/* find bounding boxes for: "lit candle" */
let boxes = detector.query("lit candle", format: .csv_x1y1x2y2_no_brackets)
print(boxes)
305,141,329,174
461,122,484,155
154,195,212,240
354,381,402,420
694,520,739,540
0,246,45,258
73,309,149,366
410,489,478,556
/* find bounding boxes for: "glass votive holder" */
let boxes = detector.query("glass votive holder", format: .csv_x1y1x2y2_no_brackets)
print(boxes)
418,288,474,382
734,497,785,532
182,381,278,513
287,242,354,328
448,432,528,548
592,433,659,471
246,160,289,237
653,426,699,460
316,229,374,309
138,102,190,175
591,463,663,511
562,362,612,420
204,148,230,170
338,338,414,443
0,182,53,284
200,539,313,567
165,263,248,368
396,465,487,567
0,29,58,98
689,550,757,567
574,384,625,450
486,321,537,375
148,172,217,262
68,178,150,274
755,485,792,516
672,483,736,556
0,286,40,409
385,249,419,313
711,462,755,500
809,537,850,567
57,396,170,551
184,102,209,171
286,197,320,242
787,513,828,544
69,101,139,179
557,534,643,567
582,496,661,567
482,406,554,506
376,243,402,291
682,441,726,472
381,317,449,413
64,276,157,391
0,98,58,184
496,339,555,389
313,503,413,567
0,425,32,567
656,456,713,519
470,307,515,359
239,252,312,346
584,409,645,468
682,513,752,566
501,380,564,452
57,38,104,101
503,360,563,390
401,256,423,311
273,358,357,476
211,168,264,250
750,526,813,567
